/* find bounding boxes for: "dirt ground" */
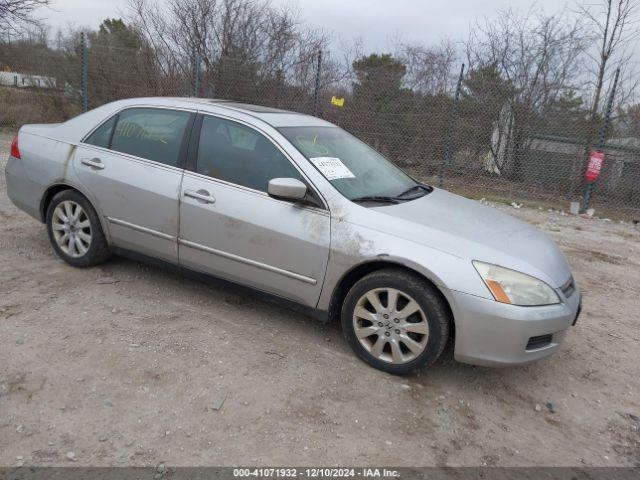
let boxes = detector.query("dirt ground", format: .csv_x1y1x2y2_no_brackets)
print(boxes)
1,130,639,468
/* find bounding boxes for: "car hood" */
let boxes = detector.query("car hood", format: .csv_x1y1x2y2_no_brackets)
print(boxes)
370,188,571,287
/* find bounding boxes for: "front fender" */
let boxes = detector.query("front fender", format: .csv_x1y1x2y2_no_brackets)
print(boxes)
316,218,491,312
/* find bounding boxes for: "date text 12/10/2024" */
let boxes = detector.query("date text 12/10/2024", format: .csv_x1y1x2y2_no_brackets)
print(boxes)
233,468,400,478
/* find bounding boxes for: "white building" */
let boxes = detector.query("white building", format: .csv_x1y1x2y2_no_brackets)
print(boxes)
0,71,56,89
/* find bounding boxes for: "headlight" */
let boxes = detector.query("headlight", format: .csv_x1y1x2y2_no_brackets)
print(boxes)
473,261,560,306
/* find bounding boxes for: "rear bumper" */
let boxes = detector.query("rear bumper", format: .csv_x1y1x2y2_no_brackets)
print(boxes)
448,287,581,367
5,155,42,220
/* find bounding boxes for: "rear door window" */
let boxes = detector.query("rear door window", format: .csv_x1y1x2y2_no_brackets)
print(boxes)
110,108,191,167
85,115,117,149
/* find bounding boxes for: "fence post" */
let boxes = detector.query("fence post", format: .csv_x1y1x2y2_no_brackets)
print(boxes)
80,32,88,112
439,63,464,187
191,46,201,97
580,68,619,214
313,49,322,117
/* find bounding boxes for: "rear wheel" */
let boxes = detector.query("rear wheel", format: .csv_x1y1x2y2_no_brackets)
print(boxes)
46,190,110,267
341,269,450,375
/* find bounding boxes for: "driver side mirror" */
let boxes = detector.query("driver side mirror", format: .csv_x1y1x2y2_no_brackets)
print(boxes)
268,178,307,201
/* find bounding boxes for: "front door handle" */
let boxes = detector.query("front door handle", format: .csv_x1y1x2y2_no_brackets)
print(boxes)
81,158,105,170
184,189,216,204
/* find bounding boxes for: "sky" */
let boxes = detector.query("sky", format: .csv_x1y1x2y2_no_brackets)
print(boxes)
37,0,572,52
271,0,570,51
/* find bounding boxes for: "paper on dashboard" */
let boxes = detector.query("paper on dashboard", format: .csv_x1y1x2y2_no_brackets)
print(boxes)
310,157,355,180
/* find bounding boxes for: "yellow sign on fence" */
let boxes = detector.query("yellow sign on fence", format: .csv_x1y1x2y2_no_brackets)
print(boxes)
331,96,345,107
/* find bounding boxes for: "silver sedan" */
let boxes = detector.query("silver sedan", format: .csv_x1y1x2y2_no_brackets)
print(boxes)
5,98,581,374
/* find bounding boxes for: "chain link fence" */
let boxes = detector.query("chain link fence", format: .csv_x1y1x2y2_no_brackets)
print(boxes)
323,62,640,218
1,37,639,218
0,38,81,125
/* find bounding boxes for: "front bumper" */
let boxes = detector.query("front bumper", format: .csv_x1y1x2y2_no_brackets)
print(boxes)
447,287,581,367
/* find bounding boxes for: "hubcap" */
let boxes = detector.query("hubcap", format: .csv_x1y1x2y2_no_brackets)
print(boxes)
352,288,429,364
51,201,92,258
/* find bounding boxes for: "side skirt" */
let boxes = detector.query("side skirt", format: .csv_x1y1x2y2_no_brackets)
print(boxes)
110,246,330,323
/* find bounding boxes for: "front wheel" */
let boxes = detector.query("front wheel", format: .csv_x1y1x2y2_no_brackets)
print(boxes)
341,269,450,375
46,189,110,267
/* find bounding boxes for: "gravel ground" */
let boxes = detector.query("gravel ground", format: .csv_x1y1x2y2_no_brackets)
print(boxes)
1,131,639,467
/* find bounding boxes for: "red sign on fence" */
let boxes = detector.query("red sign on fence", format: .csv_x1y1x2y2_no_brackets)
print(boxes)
585,151,605,182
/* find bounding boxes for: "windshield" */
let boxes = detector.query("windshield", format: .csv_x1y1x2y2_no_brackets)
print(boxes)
279,126,419,201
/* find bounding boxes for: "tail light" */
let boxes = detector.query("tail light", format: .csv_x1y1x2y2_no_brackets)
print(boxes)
10,134,21,159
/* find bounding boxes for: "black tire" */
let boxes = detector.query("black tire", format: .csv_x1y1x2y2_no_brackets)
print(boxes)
341,268,450,375
46,189,110,267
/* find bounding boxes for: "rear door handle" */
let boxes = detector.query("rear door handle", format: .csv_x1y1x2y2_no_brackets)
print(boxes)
81,158,105,170
184,189,216,204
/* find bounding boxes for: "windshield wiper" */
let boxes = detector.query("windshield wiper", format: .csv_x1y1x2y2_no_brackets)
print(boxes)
351,196,400,204
351,184,433,205
396,183,433,199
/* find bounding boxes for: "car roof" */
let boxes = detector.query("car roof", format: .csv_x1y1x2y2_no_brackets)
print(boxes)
119,97,334,128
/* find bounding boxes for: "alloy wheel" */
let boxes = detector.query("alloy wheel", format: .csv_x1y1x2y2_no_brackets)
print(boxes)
51,201,92,258
352,287,429,364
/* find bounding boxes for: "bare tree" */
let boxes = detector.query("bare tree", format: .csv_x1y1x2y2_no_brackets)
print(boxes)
396,39,458,95
576,0,640,117
616,102,640,136
465,8,591,179
466,8,589,113
0,0,49,36
126,0,331,103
